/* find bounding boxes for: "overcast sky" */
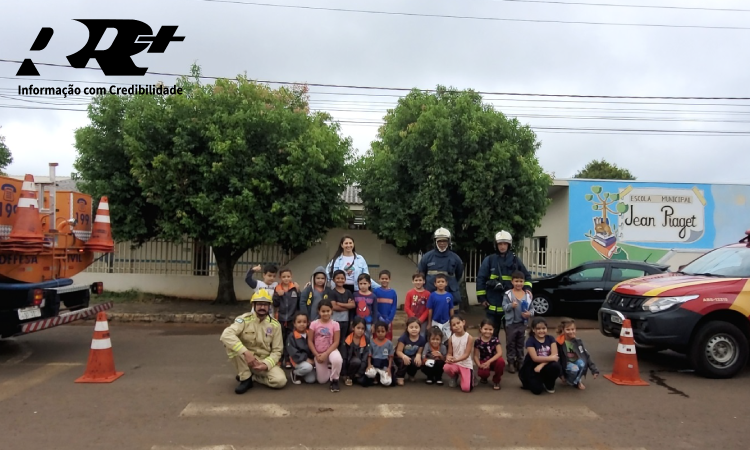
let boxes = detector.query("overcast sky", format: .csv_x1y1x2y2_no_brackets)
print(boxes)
1,0,749,184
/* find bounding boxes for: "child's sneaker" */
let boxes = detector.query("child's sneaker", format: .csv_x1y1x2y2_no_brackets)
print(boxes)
436,378,444,385
344,377,352,386
425,378,433,385
448,377,457,388
480,377,488,384
284,359,292,370
290,371,301,385
330,379,340,392
544,387,555,394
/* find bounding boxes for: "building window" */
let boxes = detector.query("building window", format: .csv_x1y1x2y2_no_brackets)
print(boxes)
531,236,547,267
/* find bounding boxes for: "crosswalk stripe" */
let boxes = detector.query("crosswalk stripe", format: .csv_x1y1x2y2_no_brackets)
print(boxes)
179,402,600,419
152,446,648,450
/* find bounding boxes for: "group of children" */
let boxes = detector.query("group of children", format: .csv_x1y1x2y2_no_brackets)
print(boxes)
247,264,598,394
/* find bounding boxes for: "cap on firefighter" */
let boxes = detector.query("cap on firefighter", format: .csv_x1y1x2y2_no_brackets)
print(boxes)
250,289,272,303
495,230,512,245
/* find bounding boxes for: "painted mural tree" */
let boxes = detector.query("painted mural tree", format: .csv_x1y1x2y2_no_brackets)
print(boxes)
584,185,629,259
356,86,551,308
75,64,354,304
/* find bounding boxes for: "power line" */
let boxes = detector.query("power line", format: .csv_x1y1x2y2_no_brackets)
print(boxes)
3,59,750,101
484,0,750,13
197,0,750,30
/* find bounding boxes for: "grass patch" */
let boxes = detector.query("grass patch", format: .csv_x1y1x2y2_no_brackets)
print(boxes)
93,289,188,304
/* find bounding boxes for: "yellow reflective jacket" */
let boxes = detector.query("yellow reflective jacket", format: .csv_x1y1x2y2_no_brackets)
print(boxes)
220,313,282,370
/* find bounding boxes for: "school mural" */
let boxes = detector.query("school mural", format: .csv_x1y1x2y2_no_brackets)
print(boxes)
568,180,750,267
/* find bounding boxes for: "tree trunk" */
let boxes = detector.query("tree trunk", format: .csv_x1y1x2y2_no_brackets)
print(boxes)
212,246,247,304
456,249,471,312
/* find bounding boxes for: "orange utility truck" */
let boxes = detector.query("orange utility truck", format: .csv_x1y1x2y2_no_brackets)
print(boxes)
0,163,114,338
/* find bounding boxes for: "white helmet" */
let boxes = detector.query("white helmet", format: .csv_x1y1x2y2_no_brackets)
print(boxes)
434,227,451,252
495,230,512,245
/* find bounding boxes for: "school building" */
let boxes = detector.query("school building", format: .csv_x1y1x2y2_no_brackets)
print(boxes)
16,174,748,305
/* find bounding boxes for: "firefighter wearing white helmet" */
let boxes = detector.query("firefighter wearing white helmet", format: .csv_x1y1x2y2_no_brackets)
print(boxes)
476,230,533,370
418,227,464,310
220,289,287,394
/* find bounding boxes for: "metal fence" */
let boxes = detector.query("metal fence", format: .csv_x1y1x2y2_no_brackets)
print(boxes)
85,238,292,277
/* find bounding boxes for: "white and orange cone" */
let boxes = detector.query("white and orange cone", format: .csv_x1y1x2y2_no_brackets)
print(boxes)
0,174,44,252
75,312,124,383
84,196,114,253
603,318,649,386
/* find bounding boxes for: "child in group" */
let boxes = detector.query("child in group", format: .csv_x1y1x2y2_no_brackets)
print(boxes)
427,274,454,342
286,312,317,384
519,317,562,395
556,317,599,390
473,320,506,390
272,267,300,369
503,270,533,374
443,314,475,392
374,270,398,340
395,317,427,385
307,300,343,392
365,321,394,386
300,266,332,322
245,264,278,314
405,272,430,336
421,326,447,385
353,273,378,337
342,316,372,386
330,269,355,354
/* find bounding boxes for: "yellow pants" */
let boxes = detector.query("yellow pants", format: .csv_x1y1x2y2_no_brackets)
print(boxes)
231,355,288,389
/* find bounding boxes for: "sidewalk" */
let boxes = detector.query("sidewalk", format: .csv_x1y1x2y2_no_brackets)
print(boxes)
89,299,599,330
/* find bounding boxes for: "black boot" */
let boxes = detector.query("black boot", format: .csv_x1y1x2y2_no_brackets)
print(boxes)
507,359,517,374
235,376,254,394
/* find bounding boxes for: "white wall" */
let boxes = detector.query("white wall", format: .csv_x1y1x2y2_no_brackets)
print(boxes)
74,228,424,304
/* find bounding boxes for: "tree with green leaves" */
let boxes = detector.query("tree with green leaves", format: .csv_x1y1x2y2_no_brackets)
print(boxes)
0,128,12,176
75,65,354,303
574,159,635,180
356,86,551,306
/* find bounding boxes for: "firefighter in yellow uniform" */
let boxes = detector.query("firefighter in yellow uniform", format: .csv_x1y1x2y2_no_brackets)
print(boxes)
220,289,287,394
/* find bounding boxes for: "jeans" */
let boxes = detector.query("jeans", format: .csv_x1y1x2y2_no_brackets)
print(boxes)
565,359,587,386
505,322,526,364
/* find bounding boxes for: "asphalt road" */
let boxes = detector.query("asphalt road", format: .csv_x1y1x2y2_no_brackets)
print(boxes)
1,322,749,450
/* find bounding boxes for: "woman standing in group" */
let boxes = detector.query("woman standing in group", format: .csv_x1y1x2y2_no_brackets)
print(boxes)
325,235,380,293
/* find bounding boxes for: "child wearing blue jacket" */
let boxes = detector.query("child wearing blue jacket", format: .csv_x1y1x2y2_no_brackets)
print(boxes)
373,270,398,340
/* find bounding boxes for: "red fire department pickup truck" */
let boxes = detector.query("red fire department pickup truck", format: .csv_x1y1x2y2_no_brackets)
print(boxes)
599,230,750,379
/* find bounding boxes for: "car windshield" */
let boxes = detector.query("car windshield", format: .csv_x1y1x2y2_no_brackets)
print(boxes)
682,246,750,278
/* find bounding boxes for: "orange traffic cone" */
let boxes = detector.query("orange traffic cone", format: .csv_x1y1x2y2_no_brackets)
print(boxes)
84,196,114,253
603,319,649,386
0,174,44,252
75,312,124,383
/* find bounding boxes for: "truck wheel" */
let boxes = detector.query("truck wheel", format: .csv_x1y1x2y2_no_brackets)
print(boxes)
531,294,553,316
689,321,749,379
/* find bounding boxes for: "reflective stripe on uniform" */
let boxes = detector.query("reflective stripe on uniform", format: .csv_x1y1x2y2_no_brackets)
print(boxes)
476,290,486,296
427,270,455,277
232,342,244,352
264,356,275,366
488,305,504,312
501,275,512,281
524,281,532,287
489,274,499,280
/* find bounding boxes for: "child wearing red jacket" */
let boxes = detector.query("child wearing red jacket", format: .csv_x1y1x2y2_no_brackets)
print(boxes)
405,272,430,337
